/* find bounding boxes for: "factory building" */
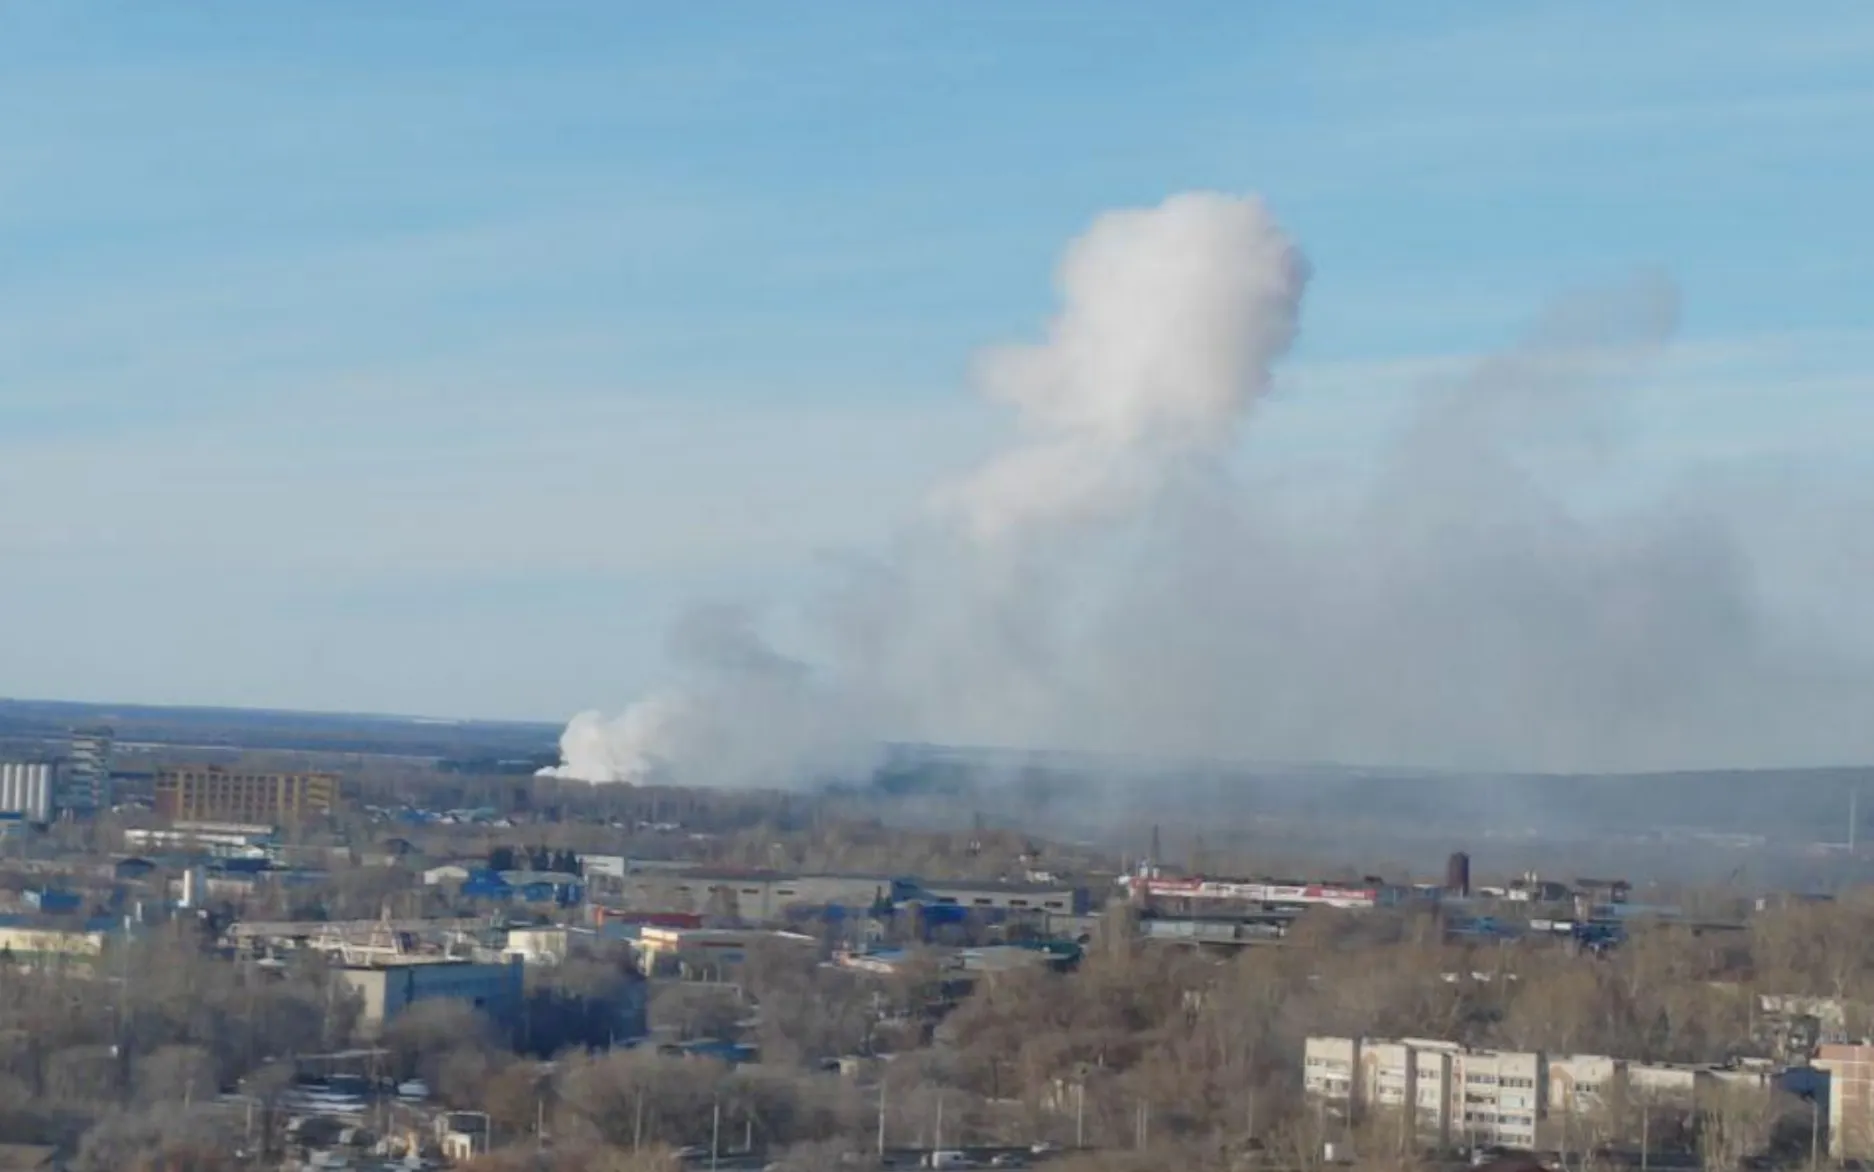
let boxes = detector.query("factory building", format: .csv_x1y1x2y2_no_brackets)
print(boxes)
339,957,525,1035
0,763,54,823
633,926,817,975
154,766,339,824
1126,870,1398,911
60,728,113,813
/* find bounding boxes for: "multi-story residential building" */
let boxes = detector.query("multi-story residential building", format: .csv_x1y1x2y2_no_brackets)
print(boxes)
1548,1053,1622,1114
153,765,339,824
1356,1039,1458,1144
1306,1038,1589,1151
1311,1035,1796,1159
1304,1036,1360,1106
1451,1046,1544,1149
60,727,112,813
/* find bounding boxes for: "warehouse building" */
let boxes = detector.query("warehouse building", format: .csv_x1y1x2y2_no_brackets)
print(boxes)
339,957,524,1035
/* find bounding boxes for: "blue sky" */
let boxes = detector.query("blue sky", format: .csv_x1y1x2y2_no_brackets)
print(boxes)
1,2,1871,720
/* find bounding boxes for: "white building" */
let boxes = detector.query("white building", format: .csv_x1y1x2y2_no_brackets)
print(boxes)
504,925,574,966
1451,1047,1544,1149
1306,1036,1543,1150
1549,1053,1622,1114
0,763,54,823
1304,1036,1359,1104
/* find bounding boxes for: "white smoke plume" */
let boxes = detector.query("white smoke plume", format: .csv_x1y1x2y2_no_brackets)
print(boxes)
545,192,1304,784
545,189,1874,786
937,192,1307,541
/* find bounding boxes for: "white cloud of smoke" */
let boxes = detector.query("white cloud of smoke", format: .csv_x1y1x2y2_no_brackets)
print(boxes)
544,190,1874,786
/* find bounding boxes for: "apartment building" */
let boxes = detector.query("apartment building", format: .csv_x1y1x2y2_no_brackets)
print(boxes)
154,765,339,824
1362,1039,1459,1143
1451,1046,1544,1150
1311,1035,1796,1158
1309,1036,1539,1149
1304,1035,1360,1105
1548,1053,1622,1114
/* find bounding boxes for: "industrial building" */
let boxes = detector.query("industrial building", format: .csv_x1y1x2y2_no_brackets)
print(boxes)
60,727,112,813
338,957,525,1035
633,925,817,974
1124,866,1399,911
153,765,338,824
124,821,275,859
0,763,53,823
916,878,1092,916
0,915,116,963
606,867,1092,922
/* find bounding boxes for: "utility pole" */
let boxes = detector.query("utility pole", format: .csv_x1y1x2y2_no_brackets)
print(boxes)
634,1089,644,1152
935,1091,945,1151
1811,1098,1820,1172
711,1095,721,1172
1641,1104,1650,1172
1075,1083,1085,1148
877,1081,887,1158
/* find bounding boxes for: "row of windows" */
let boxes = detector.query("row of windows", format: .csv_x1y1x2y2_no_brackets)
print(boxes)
1464,1111,1536,1127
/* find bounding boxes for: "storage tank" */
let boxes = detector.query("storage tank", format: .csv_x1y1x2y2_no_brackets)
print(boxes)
0,763,53,823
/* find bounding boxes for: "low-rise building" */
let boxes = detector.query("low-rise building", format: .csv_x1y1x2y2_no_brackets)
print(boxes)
0,915,116,962
1817,1043,1874,1159
422,863,473,886
633,926,817,974
124,822,275,860
504,925,575,966
338,957,524,1035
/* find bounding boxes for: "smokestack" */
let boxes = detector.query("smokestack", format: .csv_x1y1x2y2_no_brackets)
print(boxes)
1444,851,1471,898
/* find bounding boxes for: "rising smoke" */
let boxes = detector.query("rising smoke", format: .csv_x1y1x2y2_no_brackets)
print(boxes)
544,191,1874,786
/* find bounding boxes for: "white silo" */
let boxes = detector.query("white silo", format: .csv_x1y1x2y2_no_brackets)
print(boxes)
0,763,52,823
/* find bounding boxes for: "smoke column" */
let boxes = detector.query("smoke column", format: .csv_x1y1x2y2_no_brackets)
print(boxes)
543,192,1306,784
544,189,1874,786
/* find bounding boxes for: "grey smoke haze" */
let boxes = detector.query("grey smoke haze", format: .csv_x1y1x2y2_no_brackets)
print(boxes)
546,190,1874,786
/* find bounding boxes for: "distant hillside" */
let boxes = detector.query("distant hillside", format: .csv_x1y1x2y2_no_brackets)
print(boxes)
0,697,560,762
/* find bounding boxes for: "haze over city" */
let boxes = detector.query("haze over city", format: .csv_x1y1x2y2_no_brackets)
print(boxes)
5,3,1874,780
